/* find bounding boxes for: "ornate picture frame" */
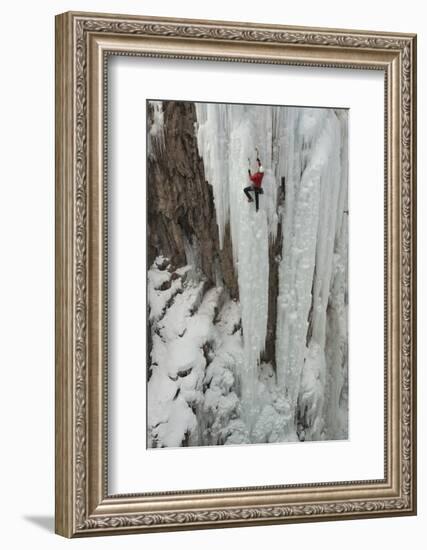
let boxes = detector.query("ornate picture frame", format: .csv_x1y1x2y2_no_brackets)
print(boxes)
55,11,417,537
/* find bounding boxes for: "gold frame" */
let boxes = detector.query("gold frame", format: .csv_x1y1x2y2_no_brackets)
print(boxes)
55,11,417,538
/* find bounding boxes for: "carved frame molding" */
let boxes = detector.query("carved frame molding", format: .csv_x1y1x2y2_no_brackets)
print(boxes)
55,12,416,537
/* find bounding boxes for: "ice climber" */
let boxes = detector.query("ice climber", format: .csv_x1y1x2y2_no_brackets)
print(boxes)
244,155,265,212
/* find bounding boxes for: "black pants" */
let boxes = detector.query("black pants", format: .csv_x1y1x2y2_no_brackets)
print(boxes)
244,186,261,211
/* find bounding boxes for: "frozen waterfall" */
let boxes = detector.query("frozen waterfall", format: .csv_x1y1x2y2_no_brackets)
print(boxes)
147,100,348,447
196,103,348,440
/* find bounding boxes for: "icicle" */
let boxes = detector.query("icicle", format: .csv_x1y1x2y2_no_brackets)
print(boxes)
147,100,165,157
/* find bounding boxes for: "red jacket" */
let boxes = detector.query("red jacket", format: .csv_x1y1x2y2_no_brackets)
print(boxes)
250,171,264,188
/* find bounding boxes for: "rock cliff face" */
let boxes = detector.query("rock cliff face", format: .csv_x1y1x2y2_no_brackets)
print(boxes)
147,101,238,299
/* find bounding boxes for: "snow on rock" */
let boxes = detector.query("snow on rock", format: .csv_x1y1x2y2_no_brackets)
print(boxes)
148,260,247,448
147,257,184,322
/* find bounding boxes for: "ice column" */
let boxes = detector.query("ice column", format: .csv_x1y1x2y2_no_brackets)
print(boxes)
196,103,278,428
275,108,346,429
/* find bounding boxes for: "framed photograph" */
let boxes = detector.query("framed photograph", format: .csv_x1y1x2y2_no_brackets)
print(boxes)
55,11,417,537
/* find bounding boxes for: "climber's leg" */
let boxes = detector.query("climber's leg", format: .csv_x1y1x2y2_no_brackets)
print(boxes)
254,189,260,212
243,186,254,202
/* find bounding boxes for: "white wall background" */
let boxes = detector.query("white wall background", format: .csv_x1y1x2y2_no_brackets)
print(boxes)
0,0,424,548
